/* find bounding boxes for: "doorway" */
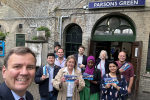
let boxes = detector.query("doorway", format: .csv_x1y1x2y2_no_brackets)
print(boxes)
89,13,142,100
90,41,132,62
88,40,142,100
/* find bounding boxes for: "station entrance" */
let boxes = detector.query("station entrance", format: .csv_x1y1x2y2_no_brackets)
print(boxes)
88,40,142,100
89,14,142,100
89,41,132,62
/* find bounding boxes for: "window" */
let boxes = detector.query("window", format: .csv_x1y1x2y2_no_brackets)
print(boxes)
92,15,135,42
16,34,25,46
94,17,133,35
65,25,82,57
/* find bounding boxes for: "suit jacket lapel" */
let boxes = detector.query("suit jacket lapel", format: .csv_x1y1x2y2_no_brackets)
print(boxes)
0,82,15,100
82,55,84,64
105,59,108,73
26,92,30,100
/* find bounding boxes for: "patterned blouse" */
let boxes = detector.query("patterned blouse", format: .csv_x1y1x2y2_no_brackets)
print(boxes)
100,74,128,100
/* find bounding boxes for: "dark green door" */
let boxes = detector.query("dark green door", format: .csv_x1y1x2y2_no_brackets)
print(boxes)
65,25,82,57
16,34,25,47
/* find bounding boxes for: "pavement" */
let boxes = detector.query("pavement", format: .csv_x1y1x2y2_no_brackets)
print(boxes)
0,70,40,100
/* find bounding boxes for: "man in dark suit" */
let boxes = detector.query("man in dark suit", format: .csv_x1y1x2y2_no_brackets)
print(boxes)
0,47,36,100
35,53,61,100
0,82,33,100
73,45,87,73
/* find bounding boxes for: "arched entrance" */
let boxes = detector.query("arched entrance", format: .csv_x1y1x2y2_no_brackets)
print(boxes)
89,14,142,100
92,15,136,42
90,15,136,60
65,24,82,57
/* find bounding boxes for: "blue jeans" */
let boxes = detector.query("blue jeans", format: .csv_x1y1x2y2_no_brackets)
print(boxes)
66,97,72,100
40,92,57,100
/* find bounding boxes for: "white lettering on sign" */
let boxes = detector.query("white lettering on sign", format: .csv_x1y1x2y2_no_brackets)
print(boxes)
94,0,139,7
134,0,138,5
94,1,117,7
119,0,138,6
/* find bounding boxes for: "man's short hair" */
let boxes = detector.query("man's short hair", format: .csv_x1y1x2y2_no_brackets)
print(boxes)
79,45,85,50
54,44,61,48
57,48,64,52
47,53,55,58
4,47,36,68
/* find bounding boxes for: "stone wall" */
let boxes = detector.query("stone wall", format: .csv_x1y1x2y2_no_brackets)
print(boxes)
0,18,55,66
0,0,150,99
0,1,56,66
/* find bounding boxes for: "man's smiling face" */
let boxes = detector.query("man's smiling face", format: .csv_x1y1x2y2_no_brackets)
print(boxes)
2,53,36,95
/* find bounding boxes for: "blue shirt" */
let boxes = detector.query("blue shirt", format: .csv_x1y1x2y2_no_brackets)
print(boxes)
77,54,83,72
47,66,54,92
54,57,66,68
11,90,26,100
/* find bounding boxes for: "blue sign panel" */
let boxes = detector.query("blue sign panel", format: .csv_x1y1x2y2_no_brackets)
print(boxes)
0,41,5,57
88,0,145,9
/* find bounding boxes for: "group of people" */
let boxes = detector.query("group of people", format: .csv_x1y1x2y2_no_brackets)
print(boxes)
0,44,134,100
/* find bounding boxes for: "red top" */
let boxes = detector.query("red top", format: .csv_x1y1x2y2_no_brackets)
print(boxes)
116,61,134,82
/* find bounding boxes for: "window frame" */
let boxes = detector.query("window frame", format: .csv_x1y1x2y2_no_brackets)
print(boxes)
16,34,25,47
92,15,136,42
65,25,82,57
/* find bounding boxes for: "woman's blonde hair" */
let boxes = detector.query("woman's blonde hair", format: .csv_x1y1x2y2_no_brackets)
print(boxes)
65,55,77,69
99,50,108,59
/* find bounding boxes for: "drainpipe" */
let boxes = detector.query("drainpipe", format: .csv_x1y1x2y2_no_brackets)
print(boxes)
54,16,59,49
57,17,60,34
59,16,69,45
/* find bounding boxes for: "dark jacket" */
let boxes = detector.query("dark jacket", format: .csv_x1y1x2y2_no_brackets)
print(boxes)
0,82,33,100
95,59,109,74
84,68,101,94
34,65,61,98
73,54,87,73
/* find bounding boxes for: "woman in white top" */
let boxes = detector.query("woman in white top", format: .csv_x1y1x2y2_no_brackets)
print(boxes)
95,50,109,77
53,55,85,100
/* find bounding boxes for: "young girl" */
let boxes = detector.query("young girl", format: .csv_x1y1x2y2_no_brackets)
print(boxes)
100,61,128,100
80,56,101,100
